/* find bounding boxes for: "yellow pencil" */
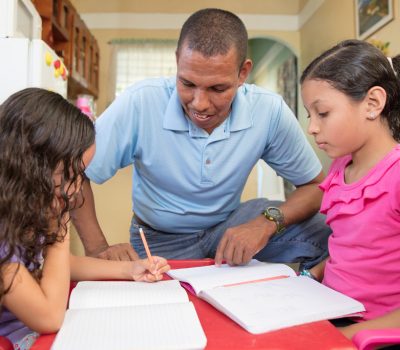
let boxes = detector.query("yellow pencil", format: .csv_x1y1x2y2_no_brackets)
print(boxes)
139,227,154,264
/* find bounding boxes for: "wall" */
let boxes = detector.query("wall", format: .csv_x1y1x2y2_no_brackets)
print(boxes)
71,0,305,16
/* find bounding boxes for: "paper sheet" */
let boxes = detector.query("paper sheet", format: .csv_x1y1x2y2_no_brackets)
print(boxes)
200,276,365,334
69,279,188,309
51,302,207,350
168,260,296,294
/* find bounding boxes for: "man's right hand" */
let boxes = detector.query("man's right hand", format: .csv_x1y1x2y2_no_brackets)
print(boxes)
90,243,139,261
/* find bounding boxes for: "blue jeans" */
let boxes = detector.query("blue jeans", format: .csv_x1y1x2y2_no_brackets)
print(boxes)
130,199,331,269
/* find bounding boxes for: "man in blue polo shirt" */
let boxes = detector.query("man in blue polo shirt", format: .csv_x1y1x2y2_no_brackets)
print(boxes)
72,8,330,270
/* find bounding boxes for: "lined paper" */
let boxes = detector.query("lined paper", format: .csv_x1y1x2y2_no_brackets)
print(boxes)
52,303,206,350
51,280,207,350
69,280,188,309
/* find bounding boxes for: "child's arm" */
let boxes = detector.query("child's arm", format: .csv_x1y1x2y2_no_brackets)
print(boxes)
70,255,170,282
1,226,70,334
338,308,400,340
309,257,328,282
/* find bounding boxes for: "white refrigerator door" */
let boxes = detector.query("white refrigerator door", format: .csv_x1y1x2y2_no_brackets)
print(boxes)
0,37,30,103
30,39,68,98
0,0,42,39
0,38,68,103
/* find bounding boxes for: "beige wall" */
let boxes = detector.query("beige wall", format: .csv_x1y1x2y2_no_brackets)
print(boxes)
70,0,400,255
72,0,306,15
300,0,400,69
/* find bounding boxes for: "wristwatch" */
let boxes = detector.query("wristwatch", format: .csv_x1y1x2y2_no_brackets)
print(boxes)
263,206,285,234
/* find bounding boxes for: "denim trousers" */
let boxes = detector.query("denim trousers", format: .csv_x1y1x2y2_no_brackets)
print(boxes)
130,198,331,269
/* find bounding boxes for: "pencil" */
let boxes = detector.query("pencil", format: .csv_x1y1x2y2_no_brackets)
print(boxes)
139,227,154,264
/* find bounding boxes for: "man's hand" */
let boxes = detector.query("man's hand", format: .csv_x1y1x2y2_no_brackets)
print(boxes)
214,215,276,266
90,243,139,261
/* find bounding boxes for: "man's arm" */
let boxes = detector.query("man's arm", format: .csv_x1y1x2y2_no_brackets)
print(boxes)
71,178,139,261
215,171,325,266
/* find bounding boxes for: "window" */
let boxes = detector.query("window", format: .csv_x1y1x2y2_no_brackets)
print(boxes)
111,39,177,98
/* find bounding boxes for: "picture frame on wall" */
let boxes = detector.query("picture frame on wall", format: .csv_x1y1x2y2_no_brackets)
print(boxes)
355,0,394,40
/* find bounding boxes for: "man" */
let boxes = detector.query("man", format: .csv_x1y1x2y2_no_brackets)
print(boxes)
72,8,330,269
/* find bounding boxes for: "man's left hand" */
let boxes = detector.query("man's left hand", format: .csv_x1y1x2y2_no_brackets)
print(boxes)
95,243,139,261
214,215,276,266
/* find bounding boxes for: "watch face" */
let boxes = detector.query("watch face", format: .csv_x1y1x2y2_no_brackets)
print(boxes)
267,207,281,218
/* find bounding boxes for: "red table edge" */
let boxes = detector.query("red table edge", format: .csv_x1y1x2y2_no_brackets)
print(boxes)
31,259,356,350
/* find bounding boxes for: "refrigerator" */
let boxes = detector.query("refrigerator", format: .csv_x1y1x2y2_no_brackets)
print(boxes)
0,0,68,104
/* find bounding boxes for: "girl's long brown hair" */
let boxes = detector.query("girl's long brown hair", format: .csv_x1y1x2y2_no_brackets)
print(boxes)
0,88,95,300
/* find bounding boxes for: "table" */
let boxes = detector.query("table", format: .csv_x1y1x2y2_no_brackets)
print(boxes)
31,259,357,350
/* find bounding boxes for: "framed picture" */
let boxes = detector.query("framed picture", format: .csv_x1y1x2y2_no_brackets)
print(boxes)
355,0,394,40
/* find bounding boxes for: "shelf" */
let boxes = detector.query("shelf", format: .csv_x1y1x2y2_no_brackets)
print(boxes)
51,16,69,42
32,0,99,99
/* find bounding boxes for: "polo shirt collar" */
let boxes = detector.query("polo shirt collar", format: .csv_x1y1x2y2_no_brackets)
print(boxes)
163,85,253,133
163,88,189,131
230,86,253,132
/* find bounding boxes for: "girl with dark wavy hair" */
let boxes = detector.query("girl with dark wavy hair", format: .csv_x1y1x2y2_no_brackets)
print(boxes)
301,40,400,340
0,88,169,349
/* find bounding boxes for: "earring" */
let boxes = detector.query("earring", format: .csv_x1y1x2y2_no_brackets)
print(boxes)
367,112,376,120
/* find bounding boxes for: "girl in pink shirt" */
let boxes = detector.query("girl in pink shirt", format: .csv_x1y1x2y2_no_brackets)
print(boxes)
300,39,400,340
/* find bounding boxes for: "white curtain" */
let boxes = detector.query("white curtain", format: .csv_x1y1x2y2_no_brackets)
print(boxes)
108,39,177,103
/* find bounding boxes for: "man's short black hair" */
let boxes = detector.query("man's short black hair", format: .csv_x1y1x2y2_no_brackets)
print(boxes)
177,8,248,68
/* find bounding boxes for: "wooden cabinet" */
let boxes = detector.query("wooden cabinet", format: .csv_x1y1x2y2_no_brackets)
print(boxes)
32,0,99,99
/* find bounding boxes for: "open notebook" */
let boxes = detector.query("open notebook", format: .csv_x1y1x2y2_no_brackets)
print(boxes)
168,260,365,334
51,280,207,350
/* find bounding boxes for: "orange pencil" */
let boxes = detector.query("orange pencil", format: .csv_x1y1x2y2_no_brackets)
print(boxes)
139,227,154,264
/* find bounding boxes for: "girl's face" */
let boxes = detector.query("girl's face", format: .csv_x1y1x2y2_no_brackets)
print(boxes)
302,79,368,159
53,144,96,201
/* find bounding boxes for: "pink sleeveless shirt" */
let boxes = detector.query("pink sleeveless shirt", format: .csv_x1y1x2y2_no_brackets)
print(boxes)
320,145,400,321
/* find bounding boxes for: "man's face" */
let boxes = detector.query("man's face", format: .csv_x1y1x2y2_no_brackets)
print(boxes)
176,44,251,134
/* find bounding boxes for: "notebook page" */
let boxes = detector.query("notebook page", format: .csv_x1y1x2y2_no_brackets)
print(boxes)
69,280,188,309
200,276,365,334
51,302,207,350
167,260,296,295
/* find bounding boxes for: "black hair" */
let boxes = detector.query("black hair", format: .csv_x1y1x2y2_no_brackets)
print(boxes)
301,39,400,141
177,8,248,68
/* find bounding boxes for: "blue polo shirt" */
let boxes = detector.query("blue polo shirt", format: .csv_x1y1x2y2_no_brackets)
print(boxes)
86,77,321,233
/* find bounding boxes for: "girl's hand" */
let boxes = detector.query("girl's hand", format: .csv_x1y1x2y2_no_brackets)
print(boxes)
130,256,170,282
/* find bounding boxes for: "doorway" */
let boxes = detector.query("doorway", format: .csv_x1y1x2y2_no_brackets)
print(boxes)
242,37,298,202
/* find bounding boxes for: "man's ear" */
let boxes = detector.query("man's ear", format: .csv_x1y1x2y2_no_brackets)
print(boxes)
238,59,253,85
365,86,387,119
